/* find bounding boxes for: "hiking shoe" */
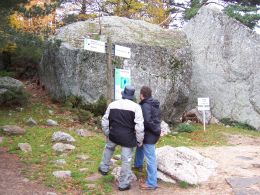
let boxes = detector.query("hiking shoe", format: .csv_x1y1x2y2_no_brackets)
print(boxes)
132,166,143,172
139,183,157,190
118,185,131,191
98,167,108,175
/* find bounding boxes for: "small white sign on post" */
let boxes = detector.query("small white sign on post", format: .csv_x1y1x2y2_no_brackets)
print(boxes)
198,97,210,131
115,45,131,59
84,38,106,53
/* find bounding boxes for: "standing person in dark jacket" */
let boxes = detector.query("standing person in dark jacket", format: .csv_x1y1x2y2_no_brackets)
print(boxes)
133,86,161,190
98,85,144,191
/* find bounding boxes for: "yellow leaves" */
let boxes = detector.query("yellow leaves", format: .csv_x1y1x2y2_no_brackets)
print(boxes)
3,42,17,53
105,0,168,24
144,0,168,24
8,13,24,29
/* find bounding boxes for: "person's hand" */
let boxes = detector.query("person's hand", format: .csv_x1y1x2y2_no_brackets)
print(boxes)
160,131,164,137
137,142,143,147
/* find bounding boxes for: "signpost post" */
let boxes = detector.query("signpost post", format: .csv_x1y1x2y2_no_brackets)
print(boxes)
198,97,210,131
83,37,131,104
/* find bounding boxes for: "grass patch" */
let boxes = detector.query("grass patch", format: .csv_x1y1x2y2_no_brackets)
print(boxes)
158,124,260,147
220,118,256,130
178,181,192,189
0,103,112,194
176,123,196,133
0,70,16,77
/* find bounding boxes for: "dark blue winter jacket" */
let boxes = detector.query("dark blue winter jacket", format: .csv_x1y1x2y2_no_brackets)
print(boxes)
140,97,161,144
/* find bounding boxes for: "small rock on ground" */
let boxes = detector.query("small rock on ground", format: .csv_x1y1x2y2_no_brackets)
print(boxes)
76,129,91,137
46,192,57,195
18,143,32,152
52,143,75,152
48,110,54,115
85,173,102,182
161,121,171,136
2,125,25,135
86,184,96,189
110,159,117,167
112,167,137,182
114,155,121,160
46,119,58,126
79,168,88,172
76,154,89,160
53,171,71,178
22,178,30,182
52,131,75,143
26,117,37,126
55,159,66,165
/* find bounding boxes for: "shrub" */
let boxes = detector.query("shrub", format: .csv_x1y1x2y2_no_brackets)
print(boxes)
81,95,107,117
0,89,30,107
78,109,93,123
176,123,195,133
61,95,107,123
220,118,256,130
0,70,16,77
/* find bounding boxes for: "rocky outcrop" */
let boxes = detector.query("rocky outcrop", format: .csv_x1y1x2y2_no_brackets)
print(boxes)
39,16,192,122
184,6,260,130
156,146,217,185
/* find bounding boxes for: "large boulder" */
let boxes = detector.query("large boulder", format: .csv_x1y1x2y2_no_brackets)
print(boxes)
39,16,192,122
156,146,217,185
0,77,28,106
184,6,260,130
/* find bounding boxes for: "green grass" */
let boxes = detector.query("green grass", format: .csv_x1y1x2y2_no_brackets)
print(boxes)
157,124,260,147
0,102,259,193
0,103,111,194
0,70,16,77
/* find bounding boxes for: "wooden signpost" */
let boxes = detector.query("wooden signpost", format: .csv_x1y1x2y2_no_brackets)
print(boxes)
84,37,131,104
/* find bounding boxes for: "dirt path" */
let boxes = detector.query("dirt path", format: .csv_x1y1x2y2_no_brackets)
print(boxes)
113,134,260,195
0,147,56,195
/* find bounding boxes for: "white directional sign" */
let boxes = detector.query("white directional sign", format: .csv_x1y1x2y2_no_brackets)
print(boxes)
198,97,210,106
115,45,131,59
84,38,105,53
198,97,210,131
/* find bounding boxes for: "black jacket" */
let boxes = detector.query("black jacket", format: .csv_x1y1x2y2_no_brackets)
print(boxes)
140,97,161,144
101,99,144,147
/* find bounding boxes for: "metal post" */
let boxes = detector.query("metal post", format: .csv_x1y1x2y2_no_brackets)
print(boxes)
203,105,206,131
106,36,113,105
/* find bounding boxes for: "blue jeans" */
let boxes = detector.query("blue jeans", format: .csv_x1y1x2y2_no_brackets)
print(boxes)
134,144,157,188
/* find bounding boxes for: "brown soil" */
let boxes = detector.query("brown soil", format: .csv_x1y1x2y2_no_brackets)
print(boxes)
0,147,56,195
